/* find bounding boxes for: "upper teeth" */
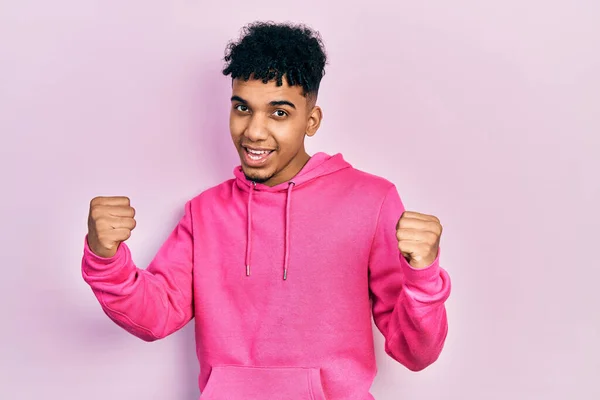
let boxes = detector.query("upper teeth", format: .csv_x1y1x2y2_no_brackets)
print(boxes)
248,149,268,154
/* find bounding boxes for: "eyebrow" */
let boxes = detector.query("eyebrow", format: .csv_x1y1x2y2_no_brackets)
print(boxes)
231,96,296,109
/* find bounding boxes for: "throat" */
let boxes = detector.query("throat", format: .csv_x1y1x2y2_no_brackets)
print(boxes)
263,152,311,187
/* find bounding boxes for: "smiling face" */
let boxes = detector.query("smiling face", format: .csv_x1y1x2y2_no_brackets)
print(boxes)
229,76,323,187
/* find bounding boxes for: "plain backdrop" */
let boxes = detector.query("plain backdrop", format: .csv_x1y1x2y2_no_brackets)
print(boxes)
1,1,598,399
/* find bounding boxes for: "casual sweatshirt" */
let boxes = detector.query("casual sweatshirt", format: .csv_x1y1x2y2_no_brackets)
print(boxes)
81,152,451,400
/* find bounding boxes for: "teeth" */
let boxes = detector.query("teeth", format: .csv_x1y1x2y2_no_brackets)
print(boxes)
248,149,268,155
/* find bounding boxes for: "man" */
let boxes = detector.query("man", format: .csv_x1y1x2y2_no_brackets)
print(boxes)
82,21,451,399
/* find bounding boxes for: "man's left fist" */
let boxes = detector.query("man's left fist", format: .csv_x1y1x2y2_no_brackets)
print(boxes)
396,211,442,269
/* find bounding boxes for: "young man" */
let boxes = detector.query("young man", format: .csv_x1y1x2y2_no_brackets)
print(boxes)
82,21,451,399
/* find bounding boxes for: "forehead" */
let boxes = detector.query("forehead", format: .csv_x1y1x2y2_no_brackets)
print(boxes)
232,77,306,105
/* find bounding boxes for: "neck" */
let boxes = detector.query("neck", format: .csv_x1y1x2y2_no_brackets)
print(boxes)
263,150,311,187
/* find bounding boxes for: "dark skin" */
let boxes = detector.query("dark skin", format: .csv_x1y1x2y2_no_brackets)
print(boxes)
229,76,323,187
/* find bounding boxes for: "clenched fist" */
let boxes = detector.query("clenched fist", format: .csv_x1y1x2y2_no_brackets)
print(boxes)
396,211,442,269
87,196,136,258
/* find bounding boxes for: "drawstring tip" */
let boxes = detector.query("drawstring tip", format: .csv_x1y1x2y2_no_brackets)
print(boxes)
246,265,250,276
283,269,287,280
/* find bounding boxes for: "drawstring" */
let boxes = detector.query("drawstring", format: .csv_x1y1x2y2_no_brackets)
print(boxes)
245,181,295,280
245,182,255,276
283,182,295,280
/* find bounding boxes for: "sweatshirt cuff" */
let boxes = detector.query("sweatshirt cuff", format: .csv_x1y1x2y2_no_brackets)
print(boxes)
400,247,442,285
82,235,133,283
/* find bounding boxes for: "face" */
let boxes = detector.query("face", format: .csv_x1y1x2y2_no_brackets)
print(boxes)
229,77,322,187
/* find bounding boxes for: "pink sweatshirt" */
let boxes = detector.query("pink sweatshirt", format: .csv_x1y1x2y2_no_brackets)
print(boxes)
82,152,451,399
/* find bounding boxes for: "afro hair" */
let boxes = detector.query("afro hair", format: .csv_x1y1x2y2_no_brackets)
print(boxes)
222,21,328,98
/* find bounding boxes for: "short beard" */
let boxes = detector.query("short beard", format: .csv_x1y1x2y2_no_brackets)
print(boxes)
243,171,273,184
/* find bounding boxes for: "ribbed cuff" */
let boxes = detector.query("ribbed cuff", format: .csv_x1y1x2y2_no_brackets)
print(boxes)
400,247,442,285
82,235,133,283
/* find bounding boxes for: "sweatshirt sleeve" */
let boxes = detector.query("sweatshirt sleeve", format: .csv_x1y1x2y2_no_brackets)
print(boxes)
368,186,451,371
81,201,195,342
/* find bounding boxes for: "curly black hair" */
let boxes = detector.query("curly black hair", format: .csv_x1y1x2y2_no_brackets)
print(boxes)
222,21,327,98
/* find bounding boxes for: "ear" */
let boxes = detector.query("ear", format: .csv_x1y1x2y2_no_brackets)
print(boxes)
306,105,323,137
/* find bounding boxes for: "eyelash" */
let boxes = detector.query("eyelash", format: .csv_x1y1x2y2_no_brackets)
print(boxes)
235,105,288,117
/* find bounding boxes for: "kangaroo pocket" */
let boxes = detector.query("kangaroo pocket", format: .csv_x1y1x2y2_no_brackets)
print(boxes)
200,365,328,400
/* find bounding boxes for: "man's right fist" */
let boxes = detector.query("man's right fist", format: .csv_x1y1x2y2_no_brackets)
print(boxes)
87,196,136,258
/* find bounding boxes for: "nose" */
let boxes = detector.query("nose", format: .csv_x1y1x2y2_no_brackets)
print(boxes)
244,113,269,142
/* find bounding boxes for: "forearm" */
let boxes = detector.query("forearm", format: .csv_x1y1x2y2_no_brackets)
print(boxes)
82,233,193,341
382,256,451,370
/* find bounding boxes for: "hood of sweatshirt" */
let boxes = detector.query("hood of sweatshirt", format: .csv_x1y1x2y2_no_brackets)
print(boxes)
232,152,352,280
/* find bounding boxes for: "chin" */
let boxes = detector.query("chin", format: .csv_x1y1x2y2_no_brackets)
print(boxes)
242,167,273,184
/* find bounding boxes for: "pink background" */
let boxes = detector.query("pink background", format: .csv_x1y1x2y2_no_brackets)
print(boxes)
1,1,599,399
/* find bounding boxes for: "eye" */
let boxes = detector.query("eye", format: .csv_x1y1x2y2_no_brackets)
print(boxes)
235,104,249,112
273,110,288,117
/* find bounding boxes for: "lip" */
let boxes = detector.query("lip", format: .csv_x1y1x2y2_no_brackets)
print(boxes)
242,146,274,167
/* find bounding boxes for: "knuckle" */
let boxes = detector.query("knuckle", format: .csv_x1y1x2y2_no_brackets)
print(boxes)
427,231,438,243
90,207,102,220
426,220,439,232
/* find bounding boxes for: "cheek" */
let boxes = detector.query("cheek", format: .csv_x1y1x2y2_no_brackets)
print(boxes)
273,120,306,146
229,116,245,139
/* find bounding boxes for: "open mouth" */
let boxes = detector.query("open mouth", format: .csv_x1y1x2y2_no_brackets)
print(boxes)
243,147,275,165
